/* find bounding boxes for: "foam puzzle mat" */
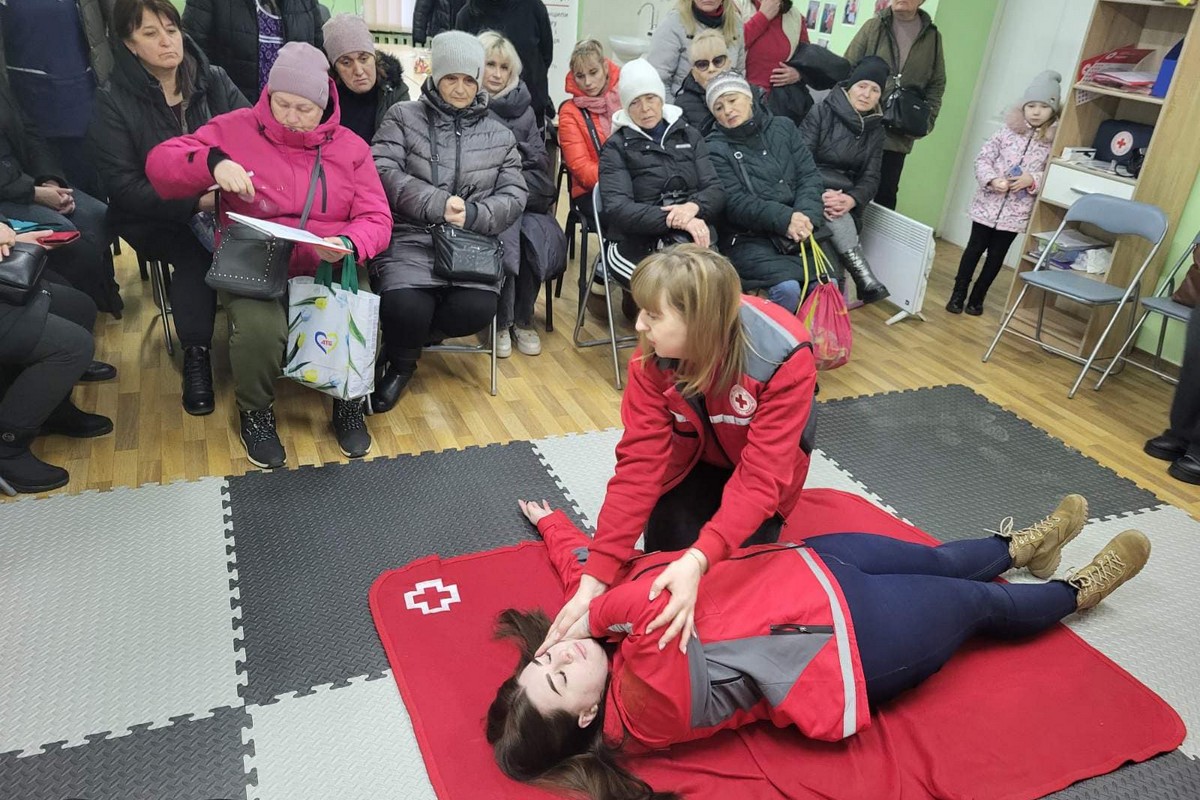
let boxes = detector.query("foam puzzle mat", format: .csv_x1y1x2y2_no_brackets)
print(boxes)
1,385,1195,799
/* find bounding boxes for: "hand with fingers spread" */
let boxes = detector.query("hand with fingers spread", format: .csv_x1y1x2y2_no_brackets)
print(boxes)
213,159,256,201
644,548,708,653
518,498,555,526
538,574,607,656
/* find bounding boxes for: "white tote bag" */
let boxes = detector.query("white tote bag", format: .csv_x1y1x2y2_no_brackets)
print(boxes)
283,250,379,400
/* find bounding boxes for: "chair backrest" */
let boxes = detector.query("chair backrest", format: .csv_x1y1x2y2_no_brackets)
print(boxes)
1063,193,1169,244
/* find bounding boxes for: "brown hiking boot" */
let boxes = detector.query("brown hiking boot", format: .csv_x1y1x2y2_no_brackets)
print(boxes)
998,494,1089,578
1068,530,1151,611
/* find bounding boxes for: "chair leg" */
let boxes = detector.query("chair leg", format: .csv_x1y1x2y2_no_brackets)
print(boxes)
554,273,564,299
982,285,1031,362
0,474,16,496
111,238,122,256
544,278,555,333
601,259,623,390
151,260,175,356
489,314,498,396
1070,300,1131,399
1095,309,1151,390
139,255,150,282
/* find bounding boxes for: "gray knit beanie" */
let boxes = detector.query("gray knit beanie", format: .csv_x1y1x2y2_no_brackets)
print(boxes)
322,14,375,64
1023,70,1062,112
705,71,753,113
618,58,666,110
268,42,331,108
431,30,485,84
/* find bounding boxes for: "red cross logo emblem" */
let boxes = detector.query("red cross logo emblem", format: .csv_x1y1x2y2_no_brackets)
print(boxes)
404,578,461,615
729,384,757,417
1110,132,1133,157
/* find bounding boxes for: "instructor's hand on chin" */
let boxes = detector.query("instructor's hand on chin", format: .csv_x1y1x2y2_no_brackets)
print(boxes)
539,574,607,656
645,548,708,653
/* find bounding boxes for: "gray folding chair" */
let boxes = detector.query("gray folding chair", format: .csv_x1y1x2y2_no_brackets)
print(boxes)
982,194,1169,398
147,257,175,355
572,183,637,389
422,314,499,396
1095,230,1198,390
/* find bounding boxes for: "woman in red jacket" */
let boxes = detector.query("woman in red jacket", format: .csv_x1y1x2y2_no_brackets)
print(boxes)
558,39,621,222
488,497,1150,799
542,244,818,657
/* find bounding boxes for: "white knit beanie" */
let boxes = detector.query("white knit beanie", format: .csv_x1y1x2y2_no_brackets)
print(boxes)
618,58,666,110
1023,70,1062,112
431,30,485,84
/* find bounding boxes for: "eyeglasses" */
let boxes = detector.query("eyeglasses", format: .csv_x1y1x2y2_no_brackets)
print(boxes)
692,54,728,71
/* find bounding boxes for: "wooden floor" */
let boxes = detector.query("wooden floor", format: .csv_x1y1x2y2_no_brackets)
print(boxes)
14,216,1197,519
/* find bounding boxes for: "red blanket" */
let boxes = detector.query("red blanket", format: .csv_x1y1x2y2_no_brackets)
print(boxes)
370,489,1184,799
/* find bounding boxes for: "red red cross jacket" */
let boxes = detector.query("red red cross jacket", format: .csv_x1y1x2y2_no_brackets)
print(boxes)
537,511,870,752
584,295,818,586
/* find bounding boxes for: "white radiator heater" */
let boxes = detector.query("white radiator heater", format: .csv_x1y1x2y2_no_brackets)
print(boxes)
859,202,936,325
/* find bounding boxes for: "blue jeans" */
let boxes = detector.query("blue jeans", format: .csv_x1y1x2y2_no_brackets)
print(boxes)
767,280,802,313
804,533,1078,706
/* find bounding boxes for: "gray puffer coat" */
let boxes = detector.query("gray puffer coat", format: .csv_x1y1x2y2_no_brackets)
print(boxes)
370,79,527,295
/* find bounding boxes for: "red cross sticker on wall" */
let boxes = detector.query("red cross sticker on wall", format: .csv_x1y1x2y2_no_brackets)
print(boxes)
404,578,461,615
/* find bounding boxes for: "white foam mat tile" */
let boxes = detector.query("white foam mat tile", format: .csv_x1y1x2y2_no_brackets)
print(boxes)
532,428,623,529
245,673,434,800
1006,505,1200,758
806,449,898,515
0,479,242,757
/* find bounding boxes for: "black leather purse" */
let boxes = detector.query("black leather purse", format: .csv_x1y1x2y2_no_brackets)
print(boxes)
877,27,937,138
425,107,504,285
0,242,48,305
205,147,323,299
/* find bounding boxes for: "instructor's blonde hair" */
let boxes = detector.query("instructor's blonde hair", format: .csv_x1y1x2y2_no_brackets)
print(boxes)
630,244,746,397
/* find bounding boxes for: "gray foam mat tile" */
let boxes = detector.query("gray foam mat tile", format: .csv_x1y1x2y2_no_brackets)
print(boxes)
0,478,242,758
1047,750,1200,799
224,442,585,706
533,427,623,529
816,385,1159,543
246,672,434,800
0,704,251,800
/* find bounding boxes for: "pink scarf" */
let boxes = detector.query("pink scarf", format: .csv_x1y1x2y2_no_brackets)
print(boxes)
572,90,622,139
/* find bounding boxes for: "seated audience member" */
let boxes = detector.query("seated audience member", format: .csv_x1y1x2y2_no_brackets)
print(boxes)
455,0,555,126
674,30,764,136
322,13,410,144
0,0,111,197
558,39,621,222
480,30,556,359
0,80,121,315
800,56,890,304
705,72,823,313
145,42,392,468
1145,306,1200,485
599,59,723,288
648,0,746,97
182,0,325,103
369,32,526,412
91,0,250,417
0,218,114,494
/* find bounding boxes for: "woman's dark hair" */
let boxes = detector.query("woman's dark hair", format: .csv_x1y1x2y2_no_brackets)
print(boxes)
485,609,680,800
112,0,183,41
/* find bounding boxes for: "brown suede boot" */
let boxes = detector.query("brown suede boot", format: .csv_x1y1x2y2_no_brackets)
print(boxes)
997,494,1089,578
1069,530,1151,611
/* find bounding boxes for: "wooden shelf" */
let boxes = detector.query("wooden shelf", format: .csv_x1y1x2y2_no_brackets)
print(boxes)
1074,82,1165,104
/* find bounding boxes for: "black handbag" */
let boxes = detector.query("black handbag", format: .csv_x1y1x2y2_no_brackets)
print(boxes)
425,106,504,285
0,242,48,305
784,43,851,90
205,146,323,299
877,26,937,138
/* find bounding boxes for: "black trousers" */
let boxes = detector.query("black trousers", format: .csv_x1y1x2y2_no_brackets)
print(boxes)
121,225,217,349
1169,307,1200,457
0,275,95,430
379,286,498,372
875,150,907,210
955,221,1019,302
643,461,783,553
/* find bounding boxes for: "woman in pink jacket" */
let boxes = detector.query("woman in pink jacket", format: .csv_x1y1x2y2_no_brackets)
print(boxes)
146,42,392,469
948,71,1060,316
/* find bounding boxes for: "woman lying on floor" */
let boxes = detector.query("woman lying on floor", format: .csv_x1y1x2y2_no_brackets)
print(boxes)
487,494,1150,800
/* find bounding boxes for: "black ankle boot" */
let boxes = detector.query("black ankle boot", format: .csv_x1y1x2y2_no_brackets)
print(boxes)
80,360,118,382
332,398,372,458
239,407,286,469
0,426,69,493
946,280,969,314
838,246,889,304
182,346,215,416
965,285,987,316
369,365,415,414
40,399,113,438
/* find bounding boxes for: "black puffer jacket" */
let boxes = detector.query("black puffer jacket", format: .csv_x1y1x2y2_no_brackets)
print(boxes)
598,106,724,243
182,0,323,102
0,213,51,363
330,50,411,142
371,79,526,294
0,81,66,204
487,81,555,212
799,87,884,212
674,74,767,137
411,0,466,46
455,0,554,125
89,35,249,237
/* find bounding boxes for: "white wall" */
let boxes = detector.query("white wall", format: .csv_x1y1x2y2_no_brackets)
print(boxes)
578,0,672,60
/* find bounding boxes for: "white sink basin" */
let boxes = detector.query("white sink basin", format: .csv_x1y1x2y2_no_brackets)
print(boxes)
609,35,650,65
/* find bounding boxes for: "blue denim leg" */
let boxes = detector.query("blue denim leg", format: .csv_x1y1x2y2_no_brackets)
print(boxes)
767,280,801,313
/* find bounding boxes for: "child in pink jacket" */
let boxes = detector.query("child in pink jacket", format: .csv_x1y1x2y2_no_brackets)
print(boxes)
948,71,1060,316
